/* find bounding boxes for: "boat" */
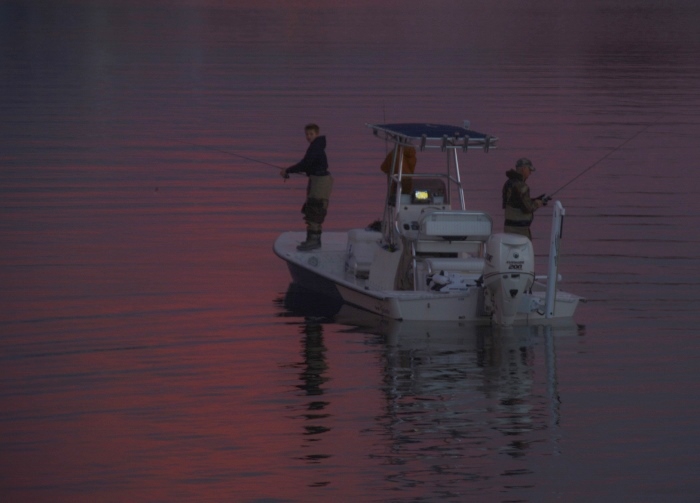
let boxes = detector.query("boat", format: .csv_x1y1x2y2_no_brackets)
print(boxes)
274,122,584,326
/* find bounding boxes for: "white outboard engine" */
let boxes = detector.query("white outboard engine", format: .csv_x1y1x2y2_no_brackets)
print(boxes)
483,233,535,326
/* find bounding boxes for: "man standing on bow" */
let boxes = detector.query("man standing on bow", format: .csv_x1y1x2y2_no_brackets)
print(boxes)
281,124,333,251
502,157,547,239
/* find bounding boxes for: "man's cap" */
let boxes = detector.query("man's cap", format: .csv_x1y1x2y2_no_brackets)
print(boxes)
516,157,534,171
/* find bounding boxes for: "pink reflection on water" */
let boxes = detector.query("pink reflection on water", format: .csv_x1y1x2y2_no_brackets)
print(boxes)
3,0,700,500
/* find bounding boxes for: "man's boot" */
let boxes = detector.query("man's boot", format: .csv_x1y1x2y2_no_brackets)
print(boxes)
297,231,321,251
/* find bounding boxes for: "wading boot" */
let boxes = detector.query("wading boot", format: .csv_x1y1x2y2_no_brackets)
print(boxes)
297,231,321,251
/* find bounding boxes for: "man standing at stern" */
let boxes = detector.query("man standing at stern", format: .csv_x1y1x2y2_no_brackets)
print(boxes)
281,124,333,251
502,157,547,239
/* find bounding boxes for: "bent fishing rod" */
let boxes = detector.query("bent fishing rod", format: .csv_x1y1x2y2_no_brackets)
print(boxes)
545,121,655,199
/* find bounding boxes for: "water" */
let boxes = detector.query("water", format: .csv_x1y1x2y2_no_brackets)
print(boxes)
2,1,700,501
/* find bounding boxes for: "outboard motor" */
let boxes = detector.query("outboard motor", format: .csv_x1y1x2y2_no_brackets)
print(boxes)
483,233,535,326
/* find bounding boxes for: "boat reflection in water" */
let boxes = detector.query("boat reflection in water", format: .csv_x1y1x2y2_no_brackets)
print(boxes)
281,282,584,492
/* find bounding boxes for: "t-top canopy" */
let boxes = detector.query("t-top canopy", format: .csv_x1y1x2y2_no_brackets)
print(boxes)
368,122,497,151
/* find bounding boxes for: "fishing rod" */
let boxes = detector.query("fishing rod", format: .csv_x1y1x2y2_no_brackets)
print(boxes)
153,134,285,170
547,121,655,198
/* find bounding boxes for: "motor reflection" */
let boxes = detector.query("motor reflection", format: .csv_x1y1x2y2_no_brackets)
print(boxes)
334,304,583,492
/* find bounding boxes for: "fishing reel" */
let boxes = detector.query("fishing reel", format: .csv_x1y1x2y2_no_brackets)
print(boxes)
535,194,552,206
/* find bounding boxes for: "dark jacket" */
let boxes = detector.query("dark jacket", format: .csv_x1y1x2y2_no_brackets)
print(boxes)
502,169,538,226
286,136,329,176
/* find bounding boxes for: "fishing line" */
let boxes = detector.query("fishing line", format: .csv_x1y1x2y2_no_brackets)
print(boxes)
548,121,655,197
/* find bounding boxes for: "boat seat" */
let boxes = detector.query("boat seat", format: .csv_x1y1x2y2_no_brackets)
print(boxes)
419,211,492,240
414,239,485,255
412,211,491,255
423,257,486,275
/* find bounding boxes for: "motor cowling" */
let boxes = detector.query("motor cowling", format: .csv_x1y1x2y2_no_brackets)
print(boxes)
483,233,535,326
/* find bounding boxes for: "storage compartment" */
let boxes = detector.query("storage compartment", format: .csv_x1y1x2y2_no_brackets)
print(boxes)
345,229,381,278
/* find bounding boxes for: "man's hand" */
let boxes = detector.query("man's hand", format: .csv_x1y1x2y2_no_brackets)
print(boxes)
535,194,551,207
280,168,289,179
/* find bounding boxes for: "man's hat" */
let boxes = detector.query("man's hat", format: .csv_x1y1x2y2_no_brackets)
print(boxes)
516,157,534,170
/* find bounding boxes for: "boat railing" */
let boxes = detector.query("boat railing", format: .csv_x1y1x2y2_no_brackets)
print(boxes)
391,165,465,206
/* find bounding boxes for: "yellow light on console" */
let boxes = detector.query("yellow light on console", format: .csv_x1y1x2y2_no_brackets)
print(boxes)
413,190,430,202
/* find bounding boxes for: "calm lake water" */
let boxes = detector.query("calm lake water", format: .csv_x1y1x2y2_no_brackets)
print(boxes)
2,1,700,501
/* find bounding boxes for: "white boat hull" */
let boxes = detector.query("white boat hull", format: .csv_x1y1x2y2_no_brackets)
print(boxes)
273,230,582,324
